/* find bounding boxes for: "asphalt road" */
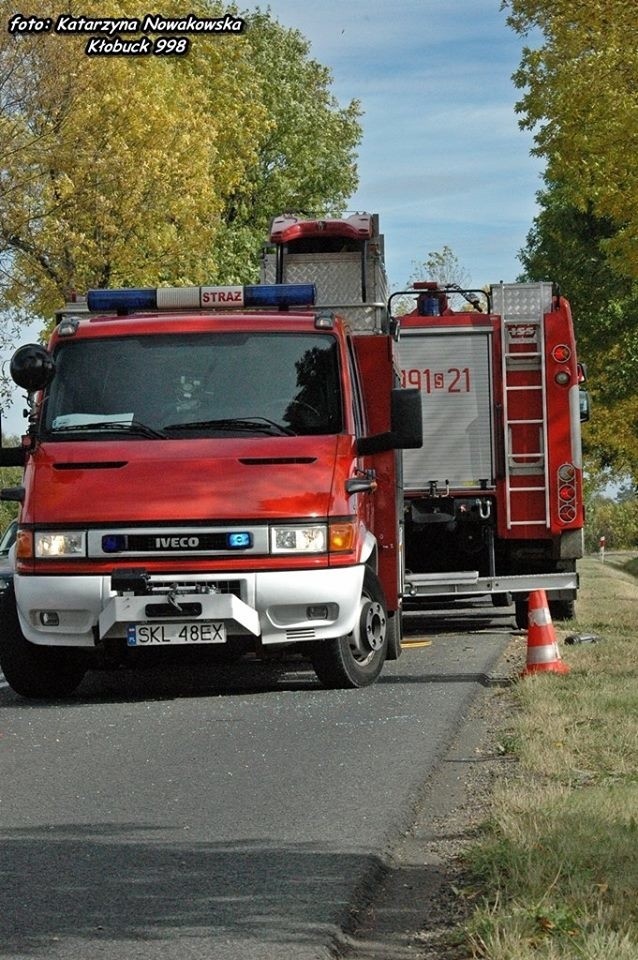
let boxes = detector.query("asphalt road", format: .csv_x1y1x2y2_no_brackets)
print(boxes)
0,605,515,960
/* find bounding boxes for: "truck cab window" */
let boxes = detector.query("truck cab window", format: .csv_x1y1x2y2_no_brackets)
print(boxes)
43,333,343,438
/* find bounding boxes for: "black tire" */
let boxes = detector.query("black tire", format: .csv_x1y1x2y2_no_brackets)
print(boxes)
549,598,576,622
309,568,388,689
515,599,528,629
492,592,512,608
0,585,86,698
385,608,403,661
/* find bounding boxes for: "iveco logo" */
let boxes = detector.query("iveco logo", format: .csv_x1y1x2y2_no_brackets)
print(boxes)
155,536,200,549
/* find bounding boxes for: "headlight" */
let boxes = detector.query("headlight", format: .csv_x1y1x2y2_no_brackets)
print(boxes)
270,524,327,554
269,521,356,554
34,531,87,558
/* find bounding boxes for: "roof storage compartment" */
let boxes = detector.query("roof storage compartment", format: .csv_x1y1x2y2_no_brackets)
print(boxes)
261,213,388,332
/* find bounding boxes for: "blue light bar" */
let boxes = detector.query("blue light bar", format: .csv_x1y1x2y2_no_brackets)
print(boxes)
86,283,316,314
243,284,315,308
87,288,156,312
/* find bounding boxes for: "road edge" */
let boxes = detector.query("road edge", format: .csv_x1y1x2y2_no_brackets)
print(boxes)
330,635,523,959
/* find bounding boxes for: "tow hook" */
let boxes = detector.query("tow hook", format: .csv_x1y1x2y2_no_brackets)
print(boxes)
479,498,491,520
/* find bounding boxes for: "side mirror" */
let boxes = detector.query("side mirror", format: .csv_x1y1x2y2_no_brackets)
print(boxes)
356,388,423,456
579,389,591,423
390,387,422,449
10,343,55,392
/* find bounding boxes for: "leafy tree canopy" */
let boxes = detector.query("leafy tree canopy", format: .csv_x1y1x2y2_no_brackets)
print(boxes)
505,0,638,277
506,0,638,481
408,245,471,289
0,1,361,329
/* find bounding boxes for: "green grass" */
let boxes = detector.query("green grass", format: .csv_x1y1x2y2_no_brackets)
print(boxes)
464,555,638,959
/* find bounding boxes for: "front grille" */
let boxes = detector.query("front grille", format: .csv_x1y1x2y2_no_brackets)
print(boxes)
89,525,268,558
149,579,243,600
122,533,246,551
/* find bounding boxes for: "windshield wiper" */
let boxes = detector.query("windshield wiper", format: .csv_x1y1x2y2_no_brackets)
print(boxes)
163,417,295,436
50,419,167,439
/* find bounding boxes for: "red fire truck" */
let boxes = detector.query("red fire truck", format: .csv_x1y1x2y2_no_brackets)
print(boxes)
0,266,421,698
394,280,585,626
263,216,586,628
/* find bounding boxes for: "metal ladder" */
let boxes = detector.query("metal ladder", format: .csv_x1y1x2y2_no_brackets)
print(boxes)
492,283,553,531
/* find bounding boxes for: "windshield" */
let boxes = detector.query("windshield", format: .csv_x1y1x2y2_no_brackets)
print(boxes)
43,332,343,439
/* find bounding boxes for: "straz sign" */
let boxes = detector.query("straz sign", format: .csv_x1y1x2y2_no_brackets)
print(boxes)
200,285,244,306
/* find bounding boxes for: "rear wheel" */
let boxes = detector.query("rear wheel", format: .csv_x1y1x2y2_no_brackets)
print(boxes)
309,568,388,689
492,592,512,608
0,585,86,698
549,598,576,622
515,599,528,629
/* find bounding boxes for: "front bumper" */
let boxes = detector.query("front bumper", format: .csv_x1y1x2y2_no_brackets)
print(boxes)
13,566,366,648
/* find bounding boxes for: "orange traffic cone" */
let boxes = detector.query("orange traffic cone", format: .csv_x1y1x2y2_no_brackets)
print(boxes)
521,590,570,677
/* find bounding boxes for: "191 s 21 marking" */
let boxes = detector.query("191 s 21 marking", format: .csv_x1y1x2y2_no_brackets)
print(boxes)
401,367,471,393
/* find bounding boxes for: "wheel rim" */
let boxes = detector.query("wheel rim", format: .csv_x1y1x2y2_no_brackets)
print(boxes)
349,598,387,664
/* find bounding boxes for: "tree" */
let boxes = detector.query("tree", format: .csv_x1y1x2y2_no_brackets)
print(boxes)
0,1,361,325
0,0,264,321
505,0,638,277
408,245,471,289
0,457,21,530
392,246,482,316
507,0,638,482
517,185,638,482
215,9,362,281
584,492,638,552
519,181,638,479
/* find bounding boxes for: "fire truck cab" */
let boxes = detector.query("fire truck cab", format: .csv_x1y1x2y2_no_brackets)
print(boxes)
0,275,421,698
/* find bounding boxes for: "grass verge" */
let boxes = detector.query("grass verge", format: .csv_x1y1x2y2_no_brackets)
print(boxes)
464,554,638,959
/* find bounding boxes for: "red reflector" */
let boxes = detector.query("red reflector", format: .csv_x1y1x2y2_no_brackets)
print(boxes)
559,484,575,501
552,344,571,363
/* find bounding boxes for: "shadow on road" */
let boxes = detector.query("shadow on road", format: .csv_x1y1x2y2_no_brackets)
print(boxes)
0,824,439,957
0,601,517,708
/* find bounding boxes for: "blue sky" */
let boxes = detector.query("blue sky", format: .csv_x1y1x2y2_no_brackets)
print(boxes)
263,0,543,290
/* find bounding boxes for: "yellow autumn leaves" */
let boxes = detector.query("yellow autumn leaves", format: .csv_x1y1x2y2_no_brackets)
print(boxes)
507,0,638,278
0,1,361,323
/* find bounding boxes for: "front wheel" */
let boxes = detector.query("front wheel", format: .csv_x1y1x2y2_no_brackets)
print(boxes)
309,569,388,689
0,585,87,698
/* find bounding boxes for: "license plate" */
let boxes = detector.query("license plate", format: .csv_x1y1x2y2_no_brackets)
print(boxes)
126,621,227,646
